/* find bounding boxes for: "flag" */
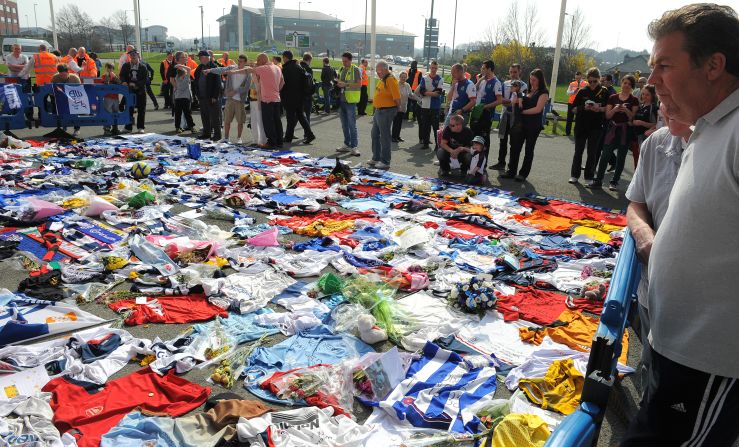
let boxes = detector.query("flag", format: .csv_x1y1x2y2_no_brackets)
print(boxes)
372,342,498,433
0,84,22,113
53,84,94,115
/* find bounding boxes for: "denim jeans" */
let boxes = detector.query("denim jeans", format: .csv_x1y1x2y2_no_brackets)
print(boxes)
371,107,396,165
322,84,332,113
339,102,358,148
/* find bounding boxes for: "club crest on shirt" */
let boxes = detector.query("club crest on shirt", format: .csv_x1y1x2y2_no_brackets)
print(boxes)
85,406,103,417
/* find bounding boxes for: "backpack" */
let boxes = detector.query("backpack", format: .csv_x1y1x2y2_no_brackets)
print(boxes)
301,65,316,96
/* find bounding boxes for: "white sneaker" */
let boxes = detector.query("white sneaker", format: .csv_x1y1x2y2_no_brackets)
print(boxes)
350,148,360,156
72,130,80,137
137,129,145,134
218,138,228,143
336,145,351,153
236,138,243,144
375,161,390,169
568,177,578,184
366,159,377,167
433,159,440,166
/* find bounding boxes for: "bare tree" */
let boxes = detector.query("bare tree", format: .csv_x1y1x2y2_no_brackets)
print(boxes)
56,5,95,50
497,2,545,64
99,16,117,52
563,8,592,58
112,10,133,49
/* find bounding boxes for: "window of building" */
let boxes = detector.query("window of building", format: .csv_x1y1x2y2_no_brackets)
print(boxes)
386,37,394,41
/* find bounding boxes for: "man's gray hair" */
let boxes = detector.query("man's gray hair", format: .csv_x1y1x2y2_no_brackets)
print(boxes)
376,60,389,70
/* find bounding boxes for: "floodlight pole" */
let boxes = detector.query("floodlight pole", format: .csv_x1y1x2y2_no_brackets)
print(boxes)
550,0,567,103
238,0,244,54
49,0,58,50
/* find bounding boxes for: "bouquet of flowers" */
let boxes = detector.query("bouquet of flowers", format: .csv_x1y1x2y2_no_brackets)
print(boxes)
448,276,497,316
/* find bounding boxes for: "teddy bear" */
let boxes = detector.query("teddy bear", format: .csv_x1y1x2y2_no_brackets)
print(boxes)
357,314,388,344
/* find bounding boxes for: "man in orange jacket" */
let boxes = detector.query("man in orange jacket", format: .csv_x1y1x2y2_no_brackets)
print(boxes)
565,71,587,136
76,47,98,79
357,59,369,116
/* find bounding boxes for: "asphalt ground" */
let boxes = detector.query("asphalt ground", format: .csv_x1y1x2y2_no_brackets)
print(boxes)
3,103,641,447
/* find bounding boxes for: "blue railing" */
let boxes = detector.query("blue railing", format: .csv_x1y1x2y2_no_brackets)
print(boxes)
545,230,641,447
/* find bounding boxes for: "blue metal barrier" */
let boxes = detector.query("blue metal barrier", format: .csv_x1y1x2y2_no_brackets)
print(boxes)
34,84,135,130
545,231,641,447
0,82,33,134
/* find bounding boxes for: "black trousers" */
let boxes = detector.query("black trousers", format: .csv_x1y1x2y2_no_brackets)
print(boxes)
437,148,471,173
198,97,222,139
173,98,195,130
283,102,314,140
622,345,739,447
418,108,440,148
145,83,159,108
498,111,513,166
565,103,575,135
507,124,542,178
391,111,404,139
126,91,146,130
571,127,602,180
358,85,368,115
303,96,313,125
261,101,283,148
162,82,172,108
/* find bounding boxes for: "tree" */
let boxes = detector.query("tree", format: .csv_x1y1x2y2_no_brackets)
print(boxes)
497,2,545,66
112,10,133,48
56,5,96,50
562,8,592,59
99,16,117,52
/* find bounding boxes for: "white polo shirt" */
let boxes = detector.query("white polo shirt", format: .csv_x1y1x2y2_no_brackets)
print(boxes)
625,127,686,309
647,87,739,378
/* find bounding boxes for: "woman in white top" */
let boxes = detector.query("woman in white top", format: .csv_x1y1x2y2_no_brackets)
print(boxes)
392,72,414,143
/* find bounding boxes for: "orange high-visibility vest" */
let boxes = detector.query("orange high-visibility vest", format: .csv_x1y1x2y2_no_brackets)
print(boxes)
79,55,98,78
361,66,369,86
186,58,198,79
33,52,60,85
407,69,422,90
568,80,588,104
217,58,235,67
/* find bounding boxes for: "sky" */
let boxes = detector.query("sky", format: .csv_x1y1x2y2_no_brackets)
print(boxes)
17,0,739,52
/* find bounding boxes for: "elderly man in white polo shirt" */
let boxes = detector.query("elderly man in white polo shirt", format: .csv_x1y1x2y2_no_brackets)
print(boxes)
620,4,739,446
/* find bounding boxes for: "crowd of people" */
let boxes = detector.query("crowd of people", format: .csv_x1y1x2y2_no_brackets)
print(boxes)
0,14,721,191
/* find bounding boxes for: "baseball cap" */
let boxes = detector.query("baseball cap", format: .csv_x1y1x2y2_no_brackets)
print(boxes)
472,136,486,146
197,50,210,57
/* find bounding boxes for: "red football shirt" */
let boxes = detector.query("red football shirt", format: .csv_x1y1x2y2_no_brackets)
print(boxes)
108,293,229,325
43,368,210,447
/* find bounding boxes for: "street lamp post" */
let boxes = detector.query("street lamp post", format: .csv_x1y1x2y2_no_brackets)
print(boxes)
25,14,29,30
33,3,38,35
198,5,204,50
49,0,58,50
451,0,457,61
298,1,311,29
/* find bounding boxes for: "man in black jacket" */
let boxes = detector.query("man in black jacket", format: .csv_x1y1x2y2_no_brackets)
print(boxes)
281,50,315,144
119,50,149,133
193,50,223,141
142,60,160,110
299,52,314,125
320,57,336,114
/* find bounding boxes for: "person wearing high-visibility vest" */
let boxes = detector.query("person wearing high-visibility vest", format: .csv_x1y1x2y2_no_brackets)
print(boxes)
406,60,423,121
119,45,134,71
185,53,200,109
565,71,588,136
18,43,59,126
358,59,369,116
217,51,235,67
60,48,83,75
335,52,362,156
160,51,174,109
76,47,98,78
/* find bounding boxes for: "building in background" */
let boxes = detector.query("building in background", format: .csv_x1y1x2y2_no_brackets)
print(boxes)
0,0,19,36
608,54,651,81
143,25,168,52
218,5,341,53
341,25,415,57
19,26,52,39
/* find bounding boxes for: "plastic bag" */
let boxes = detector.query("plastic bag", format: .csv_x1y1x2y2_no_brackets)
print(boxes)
342,275,405,340
128,234,179,276
4,198,65,222
330,303,371,336
246,227,279,247
259,362,356,418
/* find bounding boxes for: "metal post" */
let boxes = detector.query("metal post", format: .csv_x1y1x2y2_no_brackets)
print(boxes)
451,0,457,61
133,0,142,53
363,0,368,58
49,0,58,50
238,0,244,55
33,3,38,35
369,0,376,99
199,5,205,50
426,0,434,69
550,0,567,101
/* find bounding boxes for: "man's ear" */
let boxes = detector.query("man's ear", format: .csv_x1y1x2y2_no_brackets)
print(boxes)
705,52,727,82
